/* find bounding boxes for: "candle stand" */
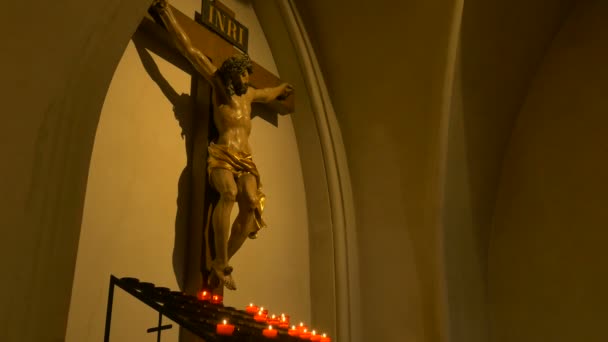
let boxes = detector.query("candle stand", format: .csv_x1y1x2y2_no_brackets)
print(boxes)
104,275,302,341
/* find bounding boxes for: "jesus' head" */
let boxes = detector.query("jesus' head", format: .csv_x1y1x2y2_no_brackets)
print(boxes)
217,54,253,96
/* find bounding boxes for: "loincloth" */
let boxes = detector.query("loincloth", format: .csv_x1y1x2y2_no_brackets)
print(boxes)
207,143,266,232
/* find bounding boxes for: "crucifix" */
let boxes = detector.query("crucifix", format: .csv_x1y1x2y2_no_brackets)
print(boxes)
139,0,294,301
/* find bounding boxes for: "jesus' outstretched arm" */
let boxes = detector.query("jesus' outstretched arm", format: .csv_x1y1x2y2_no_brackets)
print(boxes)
251,83,294,103
151,0,218,84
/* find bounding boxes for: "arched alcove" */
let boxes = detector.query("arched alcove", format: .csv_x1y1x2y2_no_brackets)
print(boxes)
50,0,357,341
0,0,356,340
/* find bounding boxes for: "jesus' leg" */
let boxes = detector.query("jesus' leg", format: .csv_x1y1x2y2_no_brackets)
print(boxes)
227,173,259,260
210,168,238,290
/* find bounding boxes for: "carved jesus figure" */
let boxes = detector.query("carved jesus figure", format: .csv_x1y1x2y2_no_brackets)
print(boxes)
152,0,293,290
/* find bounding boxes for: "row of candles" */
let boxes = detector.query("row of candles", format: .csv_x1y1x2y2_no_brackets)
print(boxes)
217,319,331,341
201,295,330,341
197,290,224,304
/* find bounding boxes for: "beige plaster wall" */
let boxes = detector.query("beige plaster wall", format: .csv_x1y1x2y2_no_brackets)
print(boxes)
489,0,608,340
65,0,311,341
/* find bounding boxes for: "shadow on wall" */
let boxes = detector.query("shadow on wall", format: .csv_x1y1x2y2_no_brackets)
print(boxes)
132,28,195,290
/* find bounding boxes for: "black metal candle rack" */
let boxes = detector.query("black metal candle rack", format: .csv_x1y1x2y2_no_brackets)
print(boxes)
104,275,298,342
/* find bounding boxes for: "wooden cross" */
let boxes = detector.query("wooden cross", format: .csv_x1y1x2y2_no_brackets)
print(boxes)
133,0,294,311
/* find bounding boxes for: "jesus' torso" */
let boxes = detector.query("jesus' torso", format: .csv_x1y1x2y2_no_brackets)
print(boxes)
212,89,253,155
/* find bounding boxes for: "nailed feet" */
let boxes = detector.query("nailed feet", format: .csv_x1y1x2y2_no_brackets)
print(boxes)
209,263,237,291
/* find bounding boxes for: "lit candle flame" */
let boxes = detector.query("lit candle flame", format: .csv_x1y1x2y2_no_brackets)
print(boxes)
312,330,316,335
268,325,273,330
223,320,227,325
292,325,296,330
323,333,327,337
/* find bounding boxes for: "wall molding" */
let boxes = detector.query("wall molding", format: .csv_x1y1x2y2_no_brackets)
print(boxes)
271,1,362,341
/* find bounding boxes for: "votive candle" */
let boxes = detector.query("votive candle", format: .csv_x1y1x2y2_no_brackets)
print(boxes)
288,325,299,337
216,320,234,336
299,328,311,339
279,314,290,329
267,314,280,326
254,310,267,322
197,290,211,301
246,303,259,314
262,325,278,338
210,294,223,304
310,330,322,341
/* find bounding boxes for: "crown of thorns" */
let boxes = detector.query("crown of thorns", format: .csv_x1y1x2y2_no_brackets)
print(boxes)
218,54,253,80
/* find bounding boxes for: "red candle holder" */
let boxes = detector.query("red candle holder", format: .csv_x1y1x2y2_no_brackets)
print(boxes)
278,314,290,329
288,326,299,337
216,320,235,336
262,325,278,339
210,294,223,305
197,290,211,301
299,328,311,340
246,303,259,315
266,314,280,326
254,310,267,322
310,330,322,341
297,322,308,333
320,333,331,342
